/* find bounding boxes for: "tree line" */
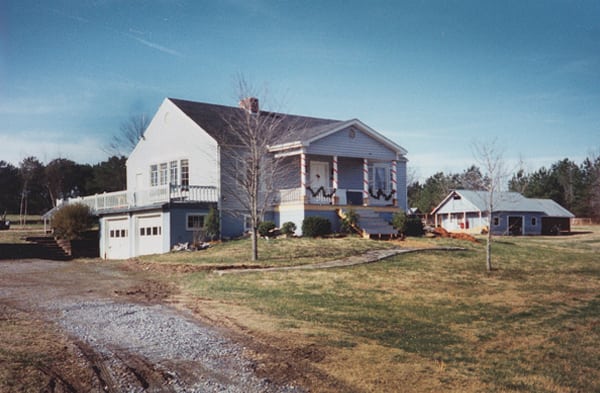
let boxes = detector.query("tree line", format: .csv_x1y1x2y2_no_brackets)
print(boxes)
408,155,600,220
0,156,126,217
3,153,599,221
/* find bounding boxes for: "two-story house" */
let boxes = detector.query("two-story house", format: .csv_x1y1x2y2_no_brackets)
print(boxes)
63,97,408,259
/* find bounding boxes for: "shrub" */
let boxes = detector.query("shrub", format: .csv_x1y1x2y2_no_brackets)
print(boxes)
281,221,297,236
204,206,220,240
392,211,424,237
52,203,94,240
258,221,276,237
302,216,331,238
340,208,359,234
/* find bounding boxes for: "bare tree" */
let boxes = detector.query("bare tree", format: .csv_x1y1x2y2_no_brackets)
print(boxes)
219,78,298,261
472,139,509,272
104,113,150,157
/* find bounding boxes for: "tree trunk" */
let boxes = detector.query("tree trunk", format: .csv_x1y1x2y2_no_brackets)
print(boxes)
486,229,492,272
251,227,258,261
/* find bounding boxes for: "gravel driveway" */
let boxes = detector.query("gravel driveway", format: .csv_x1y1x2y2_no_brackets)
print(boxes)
0,259,303,392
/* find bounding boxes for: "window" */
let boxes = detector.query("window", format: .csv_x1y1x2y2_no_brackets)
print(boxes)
369,163,390,192
181,159,189,187
186,214,205,231
140,227,145,236
493,216,499,226
243,214,253,233
159,163,168,185
150,165,158,187
531,217,537,226
170,161,178,185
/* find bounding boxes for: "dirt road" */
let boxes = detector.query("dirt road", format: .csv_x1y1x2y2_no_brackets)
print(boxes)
0,259,303,392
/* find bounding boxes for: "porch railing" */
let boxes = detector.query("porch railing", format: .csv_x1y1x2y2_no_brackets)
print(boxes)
60,184,218,213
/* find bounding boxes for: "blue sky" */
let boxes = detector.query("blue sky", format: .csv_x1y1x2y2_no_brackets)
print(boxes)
2,0,599,181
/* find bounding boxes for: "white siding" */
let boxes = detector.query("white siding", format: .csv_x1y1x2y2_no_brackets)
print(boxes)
126,99,220,193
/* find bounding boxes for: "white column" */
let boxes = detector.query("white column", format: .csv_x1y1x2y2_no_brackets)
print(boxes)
300,152,307,203
363,158,369,206
332,156,339,205
391,160,397,207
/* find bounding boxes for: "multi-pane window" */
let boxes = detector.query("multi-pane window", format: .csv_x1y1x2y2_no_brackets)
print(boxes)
186,214,205,231
150,165,158,187
170,161,178,185
181,159,189,187
149,159,189,187
369,163,390,192
159,163,168,185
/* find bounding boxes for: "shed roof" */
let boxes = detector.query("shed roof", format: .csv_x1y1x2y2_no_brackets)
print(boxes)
432,190,574,218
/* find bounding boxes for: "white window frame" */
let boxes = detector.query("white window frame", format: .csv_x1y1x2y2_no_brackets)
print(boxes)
369,163,390,193
181,159,189,187
150,164,158,187
169,160,178,185
186,213,206,231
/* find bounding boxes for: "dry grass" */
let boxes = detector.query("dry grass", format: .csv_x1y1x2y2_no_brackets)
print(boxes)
179,226,600,392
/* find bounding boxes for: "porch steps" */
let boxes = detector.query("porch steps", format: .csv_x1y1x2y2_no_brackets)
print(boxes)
339,208,398,239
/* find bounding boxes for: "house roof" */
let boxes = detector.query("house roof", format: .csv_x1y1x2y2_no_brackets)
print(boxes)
432,190,574,218
168,98,407,154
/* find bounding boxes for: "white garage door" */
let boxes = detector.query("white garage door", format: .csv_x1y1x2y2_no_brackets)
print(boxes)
136,214,163,256
105,218,130,260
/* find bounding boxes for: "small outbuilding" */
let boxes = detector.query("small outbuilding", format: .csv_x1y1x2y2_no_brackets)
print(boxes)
431,190,574,236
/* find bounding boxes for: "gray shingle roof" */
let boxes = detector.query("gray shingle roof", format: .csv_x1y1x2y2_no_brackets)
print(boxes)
168,98,343,146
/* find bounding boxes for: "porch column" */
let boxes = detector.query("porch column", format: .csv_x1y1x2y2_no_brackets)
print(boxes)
332,156,339,205
391,160,398,207
362,158,369,206
300,152,307,203
463,211,467,231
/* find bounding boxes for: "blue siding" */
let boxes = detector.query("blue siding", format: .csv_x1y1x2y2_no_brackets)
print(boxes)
338,157,363,190
490,212,544,235
307,127,397,160
169,203,216,245
396,160,407,211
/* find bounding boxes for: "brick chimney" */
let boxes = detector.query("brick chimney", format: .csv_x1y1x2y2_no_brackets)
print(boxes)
239,97,259,114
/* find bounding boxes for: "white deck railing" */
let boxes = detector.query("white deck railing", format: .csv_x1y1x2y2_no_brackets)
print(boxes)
61,184,218,213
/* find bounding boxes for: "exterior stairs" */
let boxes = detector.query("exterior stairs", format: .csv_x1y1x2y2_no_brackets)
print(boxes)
339,208,398,239
25,236,71,260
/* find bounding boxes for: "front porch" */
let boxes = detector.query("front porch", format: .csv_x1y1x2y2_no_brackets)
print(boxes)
275,153,405,209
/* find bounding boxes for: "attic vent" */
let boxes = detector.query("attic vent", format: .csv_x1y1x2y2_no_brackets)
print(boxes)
453,194,461,200
239,97,259,114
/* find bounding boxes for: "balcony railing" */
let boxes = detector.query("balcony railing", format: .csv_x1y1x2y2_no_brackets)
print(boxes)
60,184,218,213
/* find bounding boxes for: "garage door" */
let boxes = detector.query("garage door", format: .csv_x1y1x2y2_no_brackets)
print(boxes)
105,218,130,260
136,214,163,256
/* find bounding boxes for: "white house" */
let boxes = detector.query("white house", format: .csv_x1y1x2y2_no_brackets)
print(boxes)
61,97,409,259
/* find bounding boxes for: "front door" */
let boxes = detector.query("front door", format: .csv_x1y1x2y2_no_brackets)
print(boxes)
309,161,330,203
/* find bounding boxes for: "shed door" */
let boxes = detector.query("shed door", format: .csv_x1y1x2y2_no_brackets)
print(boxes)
136,214,163,256
105,218,129,260
508,216,523,236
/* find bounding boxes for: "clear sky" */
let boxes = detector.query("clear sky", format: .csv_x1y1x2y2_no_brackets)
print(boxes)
2,0,599,181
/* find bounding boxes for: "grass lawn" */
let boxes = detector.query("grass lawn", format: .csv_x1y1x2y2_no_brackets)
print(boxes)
172,227,600,392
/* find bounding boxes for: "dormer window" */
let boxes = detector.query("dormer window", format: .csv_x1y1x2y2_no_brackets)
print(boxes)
150,165,158,187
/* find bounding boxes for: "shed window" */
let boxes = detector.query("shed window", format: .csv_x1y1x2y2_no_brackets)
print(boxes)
493,217,499,226
531,217,537,226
